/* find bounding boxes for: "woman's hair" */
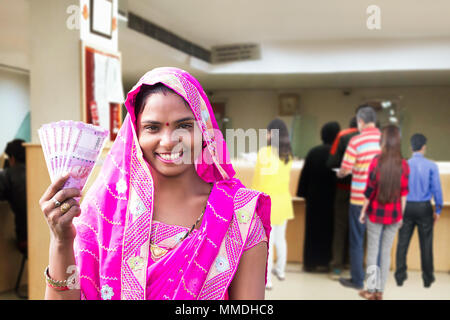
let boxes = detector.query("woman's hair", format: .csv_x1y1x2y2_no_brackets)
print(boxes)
376,124,403,204
267,118,293,164
134,83,189,124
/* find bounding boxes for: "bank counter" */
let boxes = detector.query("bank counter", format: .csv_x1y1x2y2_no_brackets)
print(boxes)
23,144,450,299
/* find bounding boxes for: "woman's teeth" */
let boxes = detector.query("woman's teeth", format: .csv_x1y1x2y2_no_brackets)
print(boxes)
157,152,183,161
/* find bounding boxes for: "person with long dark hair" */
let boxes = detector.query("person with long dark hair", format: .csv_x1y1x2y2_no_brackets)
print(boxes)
297,121,340,272
252,118,294,290
358,125,409,300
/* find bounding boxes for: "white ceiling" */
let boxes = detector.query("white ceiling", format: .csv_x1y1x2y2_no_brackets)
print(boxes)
126,0,450,47
2,0,450,90
121,0,450,89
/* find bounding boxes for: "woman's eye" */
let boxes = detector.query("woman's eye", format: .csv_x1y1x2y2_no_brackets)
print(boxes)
144,125,159,132
178,123,193,129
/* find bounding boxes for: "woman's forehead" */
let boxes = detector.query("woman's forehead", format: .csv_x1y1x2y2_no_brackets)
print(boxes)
141,92,193,117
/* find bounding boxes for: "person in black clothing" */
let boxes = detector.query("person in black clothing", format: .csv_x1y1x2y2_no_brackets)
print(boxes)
326,117,359,279
297,122,340,272
0,139,27,254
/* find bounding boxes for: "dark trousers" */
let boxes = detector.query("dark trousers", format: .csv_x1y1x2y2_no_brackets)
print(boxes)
349,204,366,287
395,201,435,286
330,188,350,269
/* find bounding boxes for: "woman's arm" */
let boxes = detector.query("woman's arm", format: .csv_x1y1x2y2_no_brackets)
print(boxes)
401,196,407,215
45,239,80,299
39,174,81,300
228,241,268,300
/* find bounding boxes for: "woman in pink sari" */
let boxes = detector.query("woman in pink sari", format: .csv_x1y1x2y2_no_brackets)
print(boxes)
39,67,271,300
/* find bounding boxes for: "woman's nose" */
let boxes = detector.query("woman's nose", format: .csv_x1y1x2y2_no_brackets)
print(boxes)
159,129,180,147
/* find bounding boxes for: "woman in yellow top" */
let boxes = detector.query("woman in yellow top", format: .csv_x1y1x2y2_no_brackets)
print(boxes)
252,119,294,290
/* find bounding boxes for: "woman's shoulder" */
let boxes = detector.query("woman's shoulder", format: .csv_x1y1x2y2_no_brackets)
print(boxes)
257,145,273,158
217,178,261,196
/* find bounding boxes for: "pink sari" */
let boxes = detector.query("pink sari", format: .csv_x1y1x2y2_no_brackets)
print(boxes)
74,67,271,300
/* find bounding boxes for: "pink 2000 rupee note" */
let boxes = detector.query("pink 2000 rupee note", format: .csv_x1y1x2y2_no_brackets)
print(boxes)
39,121,109,191
63,122,108,191
38,125,53,181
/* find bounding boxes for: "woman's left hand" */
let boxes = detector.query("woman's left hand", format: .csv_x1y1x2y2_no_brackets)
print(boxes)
359,211,366,224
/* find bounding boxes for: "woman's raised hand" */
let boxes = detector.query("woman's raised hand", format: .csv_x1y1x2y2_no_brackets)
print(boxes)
39,173,81,244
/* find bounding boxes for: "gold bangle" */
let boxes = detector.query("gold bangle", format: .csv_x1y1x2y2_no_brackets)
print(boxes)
44,266,69,288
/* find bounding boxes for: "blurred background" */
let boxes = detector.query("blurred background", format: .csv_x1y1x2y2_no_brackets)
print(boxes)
0,0,449,300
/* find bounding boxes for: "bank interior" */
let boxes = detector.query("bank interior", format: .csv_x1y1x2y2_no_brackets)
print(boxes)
1,0,449,300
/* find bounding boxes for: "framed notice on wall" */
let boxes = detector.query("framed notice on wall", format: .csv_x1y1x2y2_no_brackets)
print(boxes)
90,0,113,39
81,42,124,141
279,94,300,116
80,0,118,52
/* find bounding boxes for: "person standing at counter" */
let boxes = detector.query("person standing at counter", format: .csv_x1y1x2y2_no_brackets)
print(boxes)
395,133,443,288
337,106,381,290
358,125,409,300
326,117,359,279
252,118,294,290
297,121,340,272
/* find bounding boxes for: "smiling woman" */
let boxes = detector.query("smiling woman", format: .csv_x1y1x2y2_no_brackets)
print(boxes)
39,67,271,300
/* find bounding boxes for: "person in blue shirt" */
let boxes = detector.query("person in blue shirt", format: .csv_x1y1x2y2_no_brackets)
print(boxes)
394,133,443,288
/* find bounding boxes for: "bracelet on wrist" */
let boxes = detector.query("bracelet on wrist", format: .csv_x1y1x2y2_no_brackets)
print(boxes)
44,266,70,291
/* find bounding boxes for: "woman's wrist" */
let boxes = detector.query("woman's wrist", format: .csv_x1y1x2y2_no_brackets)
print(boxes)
50,234,75,249
49,238,75,260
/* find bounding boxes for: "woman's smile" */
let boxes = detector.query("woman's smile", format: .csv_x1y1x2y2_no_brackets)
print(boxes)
154,150,184,163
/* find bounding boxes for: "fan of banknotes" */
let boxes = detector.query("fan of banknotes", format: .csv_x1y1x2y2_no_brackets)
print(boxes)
38,121,109,191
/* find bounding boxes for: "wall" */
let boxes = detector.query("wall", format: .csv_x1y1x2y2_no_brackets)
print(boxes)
211,90,278,158
212,86,450,160
29,0,81,144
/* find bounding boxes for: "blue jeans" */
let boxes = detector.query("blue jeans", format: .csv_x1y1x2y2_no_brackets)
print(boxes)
349,204,366,287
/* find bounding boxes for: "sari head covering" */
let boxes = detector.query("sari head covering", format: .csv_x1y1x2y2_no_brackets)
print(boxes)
74,67,271,300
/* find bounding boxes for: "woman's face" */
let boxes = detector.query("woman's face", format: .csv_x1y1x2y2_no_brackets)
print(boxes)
137,92,203,178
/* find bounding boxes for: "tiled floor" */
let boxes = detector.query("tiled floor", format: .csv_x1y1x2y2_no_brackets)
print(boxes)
265,263,450,300
1,264,449,300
